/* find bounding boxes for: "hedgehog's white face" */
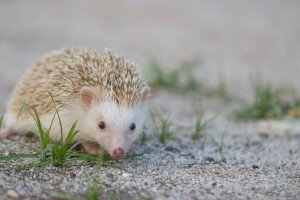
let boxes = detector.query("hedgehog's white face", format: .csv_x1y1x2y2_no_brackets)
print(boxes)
79,87,149,159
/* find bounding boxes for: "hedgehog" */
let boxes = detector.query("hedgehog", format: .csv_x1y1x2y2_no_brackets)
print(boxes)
0,48,150,159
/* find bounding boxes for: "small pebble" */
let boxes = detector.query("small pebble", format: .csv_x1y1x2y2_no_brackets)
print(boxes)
203,156,215,162
252,165,259,169
122,173,130,178
165,146,180,152
222,157,227,163
25,132,34,138
6,190,19,199
185,163,196,168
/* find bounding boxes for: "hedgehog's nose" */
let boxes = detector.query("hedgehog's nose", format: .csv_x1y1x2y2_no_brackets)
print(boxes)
112,148,125,159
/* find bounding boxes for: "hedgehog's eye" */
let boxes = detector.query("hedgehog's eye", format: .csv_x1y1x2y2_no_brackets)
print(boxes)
99,121,105,129
130,123,136,131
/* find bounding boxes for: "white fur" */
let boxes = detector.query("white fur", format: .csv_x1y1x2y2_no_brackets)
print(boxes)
75,99,148,155
3,98,148,157
2,86,149,157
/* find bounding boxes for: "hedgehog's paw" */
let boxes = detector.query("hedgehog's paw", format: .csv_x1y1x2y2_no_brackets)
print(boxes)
0,127,14,140
82,142,102,156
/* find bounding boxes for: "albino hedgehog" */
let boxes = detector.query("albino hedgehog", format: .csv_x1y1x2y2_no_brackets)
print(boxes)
0,48,150,159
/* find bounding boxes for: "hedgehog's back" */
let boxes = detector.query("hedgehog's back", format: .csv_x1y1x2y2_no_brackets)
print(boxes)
7,48,146,118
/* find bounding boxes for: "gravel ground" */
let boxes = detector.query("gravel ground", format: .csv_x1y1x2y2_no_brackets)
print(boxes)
0,1,300,199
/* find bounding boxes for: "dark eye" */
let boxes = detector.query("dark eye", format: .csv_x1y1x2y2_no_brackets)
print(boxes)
130,123,136,131
99,121,105,129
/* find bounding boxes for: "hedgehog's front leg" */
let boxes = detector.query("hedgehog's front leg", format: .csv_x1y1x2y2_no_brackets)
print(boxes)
0,126,15,140
81,142,102,155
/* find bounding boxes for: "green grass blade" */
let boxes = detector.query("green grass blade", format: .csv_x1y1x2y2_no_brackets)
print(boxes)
46,110,57,138
64,121,79,148
17,103,51,162
48,92,64,144
16,103,27,121
220,128,227,154
28,105,56,162
29,109,47,138
67,141,83,153
0,115,3,130
48,92,64,145
140,126,148,144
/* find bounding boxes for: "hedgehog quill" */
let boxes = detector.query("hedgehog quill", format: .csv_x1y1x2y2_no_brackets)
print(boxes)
0,48,150,159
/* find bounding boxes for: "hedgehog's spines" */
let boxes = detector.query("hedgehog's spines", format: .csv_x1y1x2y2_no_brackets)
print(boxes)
8,48,147,118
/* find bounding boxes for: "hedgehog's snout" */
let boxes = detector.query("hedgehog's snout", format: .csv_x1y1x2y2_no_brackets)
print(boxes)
111,148,125,159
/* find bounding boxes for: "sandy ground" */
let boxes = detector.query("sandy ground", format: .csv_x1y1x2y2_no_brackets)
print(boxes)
0,0,300,199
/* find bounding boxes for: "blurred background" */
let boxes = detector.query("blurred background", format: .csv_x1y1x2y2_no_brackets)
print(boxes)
0,0,300,113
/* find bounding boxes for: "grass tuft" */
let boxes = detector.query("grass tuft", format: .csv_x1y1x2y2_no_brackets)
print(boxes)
50,121,79,167
0,94,106,168
147,60,202,92
157,120,173,143
1,93,146,169
146,60,236,104
22,103,52,162
192,115,216,140
192,115,206,140
189,112,218,150
205,78,231,101
210,128,227,157
192,114,216,140
234,75,298,120
151,113,176,144
140,126,148,144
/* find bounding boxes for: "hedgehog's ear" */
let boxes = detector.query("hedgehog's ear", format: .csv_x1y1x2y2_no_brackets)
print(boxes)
80,87,101,111
138,87,150,103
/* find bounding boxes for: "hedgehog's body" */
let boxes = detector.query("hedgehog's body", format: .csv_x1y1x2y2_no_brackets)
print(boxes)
1,48,150,158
